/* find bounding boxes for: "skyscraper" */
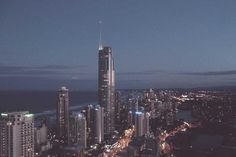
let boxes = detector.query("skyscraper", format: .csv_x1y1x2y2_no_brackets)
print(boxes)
56,86,69,145
69,112,87,148
90,105,104,144
0,111,34,157
98,46,115,135
134,111,150,137
134,111,145,137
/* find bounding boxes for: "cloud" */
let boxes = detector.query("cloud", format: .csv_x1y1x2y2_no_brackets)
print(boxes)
33,65,87,70
117,70,236,76
182,70,236,76
0,64,87,77
117,70,167,76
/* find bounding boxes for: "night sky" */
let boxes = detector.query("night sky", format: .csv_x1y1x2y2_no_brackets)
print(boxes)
0,0,236,90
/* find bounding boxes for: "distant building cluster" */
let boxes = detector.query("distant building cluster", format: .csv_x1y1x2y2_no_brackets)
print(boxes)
0,44,118,157
52,45,117,156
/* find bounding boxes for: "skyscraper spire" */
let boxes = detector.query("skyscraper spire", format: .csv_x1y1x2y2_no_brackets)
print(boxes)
98,20,103,50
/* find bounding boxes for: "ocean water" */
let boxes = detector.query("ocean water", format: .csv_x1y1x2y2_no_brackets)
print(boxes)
0,91,97,113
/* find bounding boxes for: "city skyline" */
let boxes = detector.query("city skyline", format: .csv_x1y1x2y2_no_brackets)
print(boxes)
0,0,236,90
1,1,236,157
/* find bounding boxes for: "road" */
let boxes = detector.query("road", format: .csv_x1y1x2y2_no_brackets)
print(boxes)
100,126,135,157
159,121,201,154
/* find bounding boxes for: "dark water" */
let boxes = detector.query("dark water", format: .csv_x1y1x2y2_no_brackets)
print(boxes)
192,135,223,150
0,91,97,113
176,110,225,150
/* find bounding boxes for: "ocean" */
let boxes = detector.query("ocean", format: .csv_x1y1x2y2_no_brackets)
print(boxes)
0,91,97,113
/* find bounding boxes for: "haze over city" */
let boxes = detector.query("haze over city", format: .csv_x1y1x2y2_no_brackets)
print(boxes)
1,0,236,90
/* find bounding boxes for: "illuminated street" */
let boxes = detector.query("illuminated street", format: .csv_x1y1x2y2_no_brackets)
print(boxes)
159,121,201,155
100,127,135,157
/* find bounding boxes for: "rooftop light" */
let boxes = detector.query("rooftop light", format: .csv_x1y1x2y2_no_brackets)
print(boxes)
25,114,34,118
1,113,8,116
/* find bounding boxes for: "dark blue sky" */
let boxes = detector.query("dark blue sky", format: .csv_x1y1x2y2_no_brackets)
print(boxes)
0,0,236,90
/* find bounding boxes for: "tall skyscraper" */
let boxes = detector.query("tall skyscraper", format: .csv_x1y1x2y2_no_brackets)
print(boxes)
98,46,115,134
90,105,104,144
56,86,69,145
0,111,34,157
69,112,87,148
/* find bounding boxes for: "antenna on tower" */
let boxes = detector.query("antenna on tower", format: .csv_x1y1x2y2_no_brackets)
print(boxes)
98,20,103,50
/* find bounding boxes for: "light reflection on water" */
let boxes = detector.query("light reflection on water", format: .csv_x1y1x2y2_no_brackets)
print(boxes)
176,110,224,150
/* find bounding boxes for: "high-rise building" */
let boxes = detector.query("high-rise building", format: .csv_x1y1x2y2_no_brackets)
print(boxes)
0,111,34,157
134,111,150,137
84,104,93,145
115,91,121,127
69,112,87,148
34,121,51,156
134,111,145,137
128,111,134,126
56,86,69,145
144,112,150,134
98,46,115,135
90,105,104,144
85,104,93,132
35,122,48,145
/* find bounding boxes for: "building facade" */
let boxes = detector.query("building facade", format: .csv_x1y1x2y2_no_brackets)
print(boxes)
134,111,150,137
56,86,69,145
98,46,115,135
69,112,87,148
0,111,34,157
35,122,47,145
90,105,104,144
115,91,122,127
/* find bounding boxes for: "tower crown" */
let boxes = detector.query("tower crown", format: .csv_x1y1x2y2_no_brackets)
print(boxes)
98,20,103,50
